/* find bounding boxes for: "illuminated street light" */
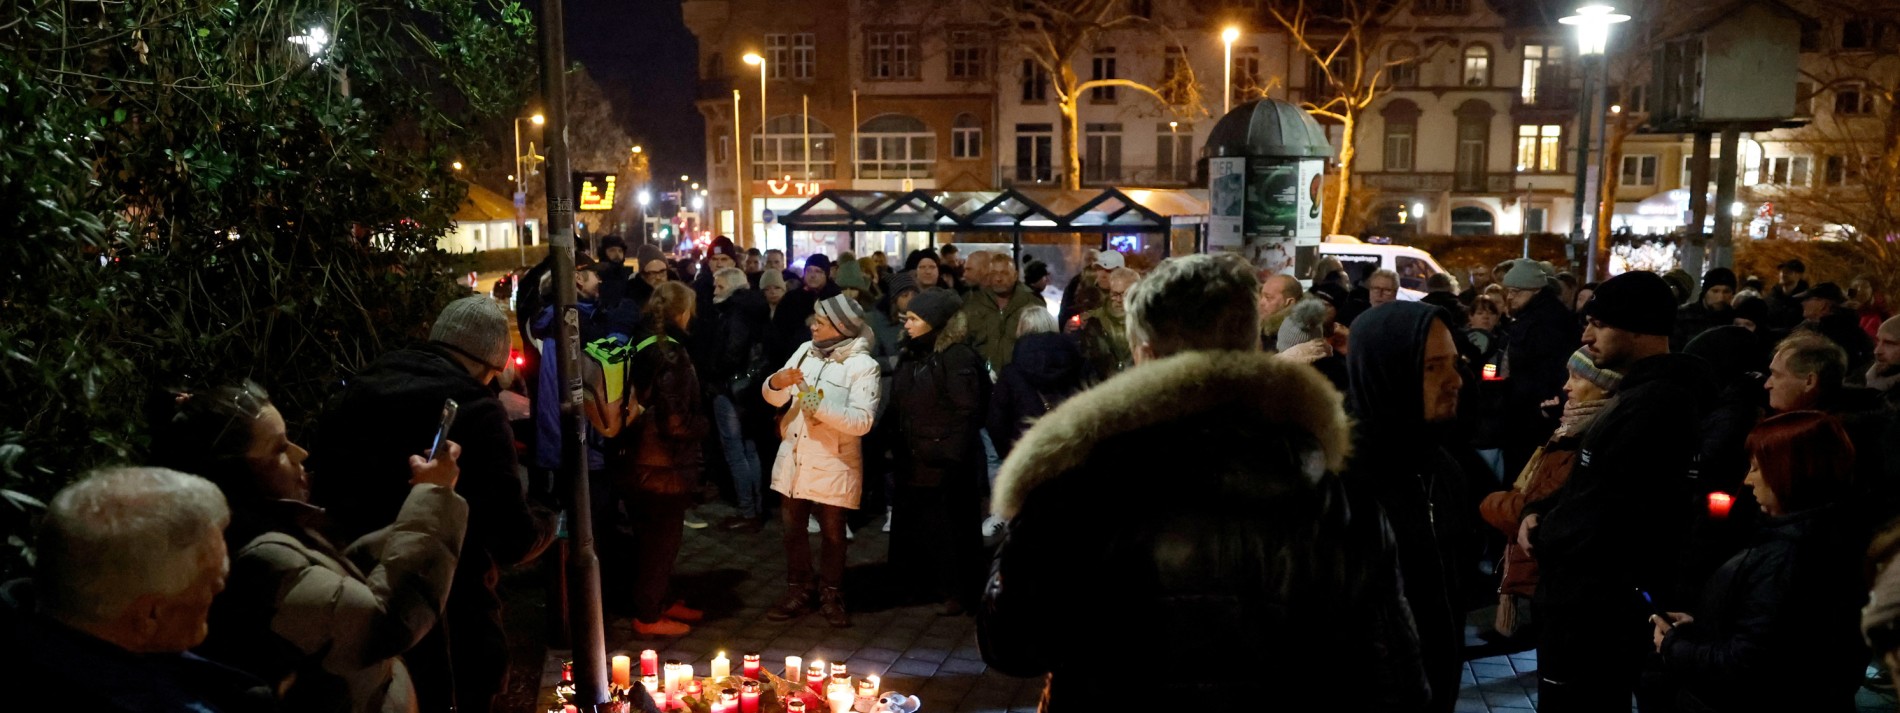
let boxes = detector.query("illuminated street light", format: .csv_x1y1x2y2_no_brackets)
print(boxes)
530,113,545,125
1410,203,1424,220
638,191,652,207
1561,3,1630,281
680,174,690,182
632,145,643,154
743,52,768,140
693,196,705,211
691,182,700,190
290,27,331,60
1560,4,1631,56
1221,26,1241,115
451,161,463,171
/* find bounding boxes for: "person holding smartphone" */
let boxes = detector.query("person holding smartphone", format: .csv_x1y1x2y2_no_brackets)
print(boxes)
1641,412,1866,712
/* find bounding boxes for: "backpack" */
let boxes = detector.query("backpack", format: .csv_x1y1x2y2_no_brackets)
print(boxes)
584,334,677,435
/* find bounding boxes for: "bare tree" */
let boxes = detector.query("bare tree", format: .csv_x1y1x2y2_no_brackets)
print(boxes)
1263,0,1423,235
986,0,1206,189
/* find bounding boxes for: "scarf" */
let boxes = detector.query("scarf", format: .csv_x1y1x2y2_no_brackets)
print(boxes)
1870,364,1900,394
811,336,846,357
1558,397,1610,437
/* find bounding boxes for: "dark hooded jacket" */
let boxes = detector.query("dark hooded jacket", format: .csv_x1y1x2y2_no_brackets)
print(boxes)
702,287,770,402
1673,298,1734,352
980,351,1428,711
623,324,710,494
1765,280,1809,331
1523,352,1714,679
986,333,1086,459
1502,289,1580,463
891,328,990,489
1342,302,1471,713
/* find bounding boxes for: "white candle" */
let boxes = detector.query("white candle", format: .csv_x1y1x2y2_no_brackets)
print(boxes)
785,655,802,681
711,651,731,679
611,655,632,688
828,689,854,713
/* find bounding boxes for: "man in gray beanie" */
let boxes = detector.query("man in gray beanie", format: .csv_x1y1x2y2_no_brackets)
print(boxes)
1500,258,1580,476
312,295,555,713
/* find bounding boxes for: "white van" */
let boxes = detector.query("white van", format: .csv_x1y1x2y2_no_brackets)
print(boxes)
1312,236,1451,301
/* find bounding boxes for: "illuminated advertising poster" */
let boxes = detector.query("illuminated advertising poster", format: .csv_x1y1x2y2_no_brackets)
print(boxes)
1297,158,1324,242
1207,157,1247,250
576,173,617,211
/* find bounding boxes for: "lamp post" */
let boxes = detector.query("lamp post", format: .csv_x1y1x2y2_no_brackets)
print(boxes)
1221,26,1240,116
513,112,546,266
745,51,768,241
1560,3,1628,281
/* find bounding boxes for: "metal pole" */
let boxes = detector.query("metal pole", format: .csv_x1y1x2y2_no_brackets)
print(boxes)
1223,41,1233,116
537,1,609,707
515,118,528,266
851,88,860,181
1585,59,1611,281
803,94,811,181
1569,56,1595,275
734,89,745,246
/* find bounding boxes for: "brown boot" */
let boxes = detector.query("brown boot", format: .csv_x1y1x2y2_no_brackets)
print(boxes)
819,587,851,628
765,584,815,621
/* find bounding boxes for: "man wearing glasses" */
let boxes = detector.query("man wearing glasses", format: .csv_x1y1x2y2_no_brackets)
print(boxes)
1500,259,1579,477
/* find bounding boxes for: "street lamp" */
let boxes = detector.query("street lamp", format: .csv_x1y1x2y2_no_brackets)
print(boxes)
1561,3,1629,280
632,145,643,154
451,161,463,171
1221,26,1241,115
743,52,768,140
638,190,652,207
512,112,546,264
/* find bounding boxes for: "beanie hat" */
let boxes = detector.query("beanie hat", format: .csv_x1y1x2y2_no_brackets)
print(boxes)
759,270,787,291
907,288,963,330
804,254,832,273
599,234,627,253
1778,259,1806,273
1581,270,1677,336
1277,298,1330,352
816,294,867,337
1502,259,1548,290
1663,269,1696,304
1309,282,1349,309
1096,251,1127,270
887,271,919,299
706,235,737,258
1023,261,1050,285
1700,267,1738,295
430,296,511,371
1566,348,1624,393
904,248,941,272
1731,294,1767,325
834,259,870,291
636,244,665,267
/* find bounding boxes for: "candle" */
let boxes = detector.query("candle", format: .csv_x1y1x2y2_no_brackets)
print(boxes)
711,651,731,679
787,699,807,713
807,660,826,688
686,679,703,699
612,655,632,688
1708,491,1734,519
830,661,847,678
643,675,659,696
721,687,739,708
664,660,685,694
563,660,574,683
711,703,727,713
856,677,877,697
828,688,854,713
829,673,850,697
785,656,803,682
641,650,660,677
742,653,762,680
740,680,762,713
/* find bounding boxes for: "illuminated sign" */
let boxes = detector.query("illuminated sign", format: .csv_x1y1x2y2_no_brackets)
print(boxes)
764,179,827,197
576,173,617,211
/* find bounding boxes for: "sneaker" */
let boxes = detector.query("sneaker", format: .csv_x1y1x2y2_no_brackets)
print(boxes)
881,506,893,533
663,602,705,623
981,514,1006,537
845,524,855,542
765,585,815,621
632,618,692,637
718,516,764,533
683,510,709,529
807,514,821,533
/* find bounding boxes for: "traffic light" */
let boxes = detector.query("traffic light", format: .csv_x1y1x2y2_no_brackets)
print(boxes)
657,223,675,243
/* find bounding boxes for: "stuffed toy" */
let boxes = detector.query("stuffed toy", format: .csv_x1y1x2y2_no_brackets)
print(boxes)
871,692,920,713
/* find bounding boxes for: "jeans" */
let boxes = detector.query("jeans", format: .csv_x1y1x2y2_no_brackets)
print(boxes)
713,395,763,518
780,497,848,589
979,428,1002,490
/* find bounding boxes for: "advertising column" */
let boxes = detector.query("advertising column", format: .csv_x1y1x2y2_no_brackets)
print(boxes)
1206,157,1325,277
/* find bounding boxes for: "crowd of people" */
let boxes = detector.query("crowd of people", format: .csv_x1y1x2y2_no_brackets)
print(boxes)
7,229,1900,713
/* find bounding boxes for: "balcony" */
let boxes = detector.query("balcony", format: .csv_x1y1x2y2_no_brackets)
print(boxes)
1361,172,1516,194
1000,165,1199,188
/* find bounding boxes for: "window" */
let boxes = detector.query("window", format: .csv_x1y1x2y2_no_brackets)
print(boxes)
1525,207,1548,233
1129,0,1153,18
1462,45,1490,87
1396,256,1434,291
1161,47,1192,104
1521,44,1565,105
1451,206,1495,235
1842,19,1875,50
1835,82,1874,115
1307,54,1352,102
1232,48,1263,106
1021,60,1048,103
1091,50,1118,103
752,115,837,180
857,114,933,178
1454,102,1492,191
1824,155,1859,186
1515,124,1562,172
1156,123,1194,183
865,30,918,81
951,114,982,159
1083,123,1123,183
1015,124,1054,184
1796,82,1814,117
705,52,723,80
765,35,791,79
1620,154,1657,186
1384,121,1415,171
1388,43,1419,88
1619,84,1647,113
791,33,815,79
948,31,987,81
1763,156,1810,186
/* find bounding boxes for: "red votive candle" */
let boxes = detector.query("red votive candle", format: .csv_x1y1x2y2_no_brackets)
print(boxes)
742,653,762,680
1708,491,1734,519
740,680,762,713
641,650,660,677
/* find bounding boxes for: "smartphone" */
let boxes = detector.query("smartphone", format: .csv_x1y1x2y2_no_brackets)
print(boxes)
1637,588,1670,623
427,398,459,460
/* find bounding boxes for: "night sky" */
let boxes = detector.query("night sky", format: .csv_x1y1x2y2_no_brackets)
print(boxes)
558,0,704,184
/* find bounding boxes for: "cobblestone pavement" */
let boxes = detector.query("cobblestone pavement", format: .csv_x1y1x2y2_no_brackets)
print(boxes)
532,504,1900,713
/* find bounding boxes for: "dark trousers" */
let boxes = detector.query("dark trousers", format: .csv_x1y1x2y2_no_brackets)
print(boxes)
406,604,509,713
589,468,636,605
627,486,690,623
780,497,848,588
891,482,984,606
1537,606,1646,713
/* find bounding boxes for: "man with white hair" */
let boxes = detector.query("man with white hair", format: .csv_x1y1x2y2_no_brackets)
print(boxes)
1,467,271,711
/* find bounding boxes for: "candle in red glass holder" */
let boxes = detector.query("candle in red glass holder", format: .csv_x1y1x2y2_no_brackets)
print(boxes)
686,679,703,698
806,660,826,689
786,699,807,713
1708,491,1734,519
742,653,762,680
740,680,762,713
563,661,574,683
641,650,660,677
710,703,726,713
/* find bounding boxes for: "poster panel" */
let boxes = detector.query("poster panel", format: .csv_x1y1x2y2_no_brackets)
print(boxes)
1207,157,1247,250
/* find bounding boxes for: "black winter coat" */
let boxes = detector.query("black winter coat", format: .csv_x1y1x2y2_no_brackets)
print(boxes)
624,326,709,493
761,298,814,369
986,333,1086,459
1656,505,1868,712
891,332,989,489
981,351,1428,711
1502,290,1579,451
703,289,770,398
1673,300,1734,352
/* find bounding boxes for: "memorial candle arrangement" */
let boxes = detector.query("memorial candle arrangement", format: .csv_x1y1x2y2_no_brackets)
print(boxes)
553,650,906,713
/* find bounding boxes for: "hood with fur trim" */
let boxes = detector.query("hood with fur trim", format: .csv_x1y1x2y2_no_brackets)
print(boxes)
992,349,1352,519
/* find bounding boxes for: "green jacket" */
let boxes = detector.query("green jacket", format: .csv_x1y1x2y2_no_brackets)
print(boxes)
960,283,1045,371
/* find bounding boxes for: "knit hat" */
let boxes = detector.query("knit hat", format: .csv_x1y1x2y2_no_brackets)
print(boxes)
1700,267,1738,294
706,235,738,258
1096,251,1127,270
599,234,627,254
759,270,787,291
887,271,919,299
1581,270,1677,336
1795,282,1847,304
1778,259,1806,273
1566,348,1624,393
1663,269,1697,304
1502,259,1548,290
1023,261,1050,285
816,294,867,337
1277,298,1331,352
636,244,665,267
907,287,963,330
1731,294,1767,325
804,254,832,273
904,248,941,272
834,259,870,291
430,296,511,371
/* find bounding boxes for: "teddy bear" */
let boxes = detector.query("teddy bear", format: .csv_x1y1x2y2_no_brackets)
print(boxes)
870,692,920,713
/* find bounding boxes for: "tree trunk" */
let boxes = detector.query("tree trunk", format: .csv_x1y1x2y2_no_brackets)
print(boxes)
1595,116,1630,279
1057,64,1082,191
1329,113,1356,236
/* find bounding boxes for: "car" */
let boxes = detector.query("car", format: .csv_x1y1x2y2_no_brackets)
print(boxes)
1310,236,1451,301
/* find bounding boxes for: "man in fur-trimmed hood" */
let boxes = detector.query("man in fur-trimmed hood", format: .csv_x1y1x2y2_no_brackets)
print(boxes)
976,253,1428,711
